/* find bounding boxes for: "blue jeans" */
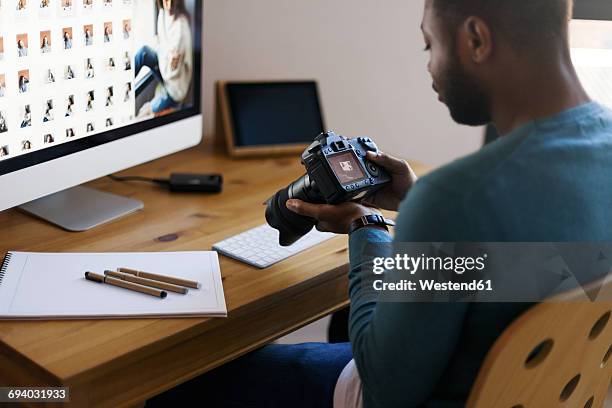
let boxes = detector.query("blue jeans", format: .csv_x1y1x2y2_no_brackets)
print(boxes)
135,45,180,113
147,342,353,408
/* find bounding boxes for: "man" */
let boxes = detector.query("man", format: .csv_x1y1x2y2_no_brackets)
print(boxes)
149,0,612,407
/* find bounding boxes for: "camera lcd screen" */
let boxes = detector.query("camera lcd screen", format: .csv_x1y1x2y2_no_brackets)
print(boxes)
328,151,367,185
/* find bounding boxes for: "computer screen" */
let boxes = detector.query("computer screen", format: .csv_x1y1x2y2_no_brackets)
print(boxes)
0,0,201,174
226,82,325,147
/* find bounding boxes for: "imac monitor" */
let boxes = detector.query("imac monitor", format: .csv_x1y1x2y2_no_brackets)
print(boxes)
0,0,202,230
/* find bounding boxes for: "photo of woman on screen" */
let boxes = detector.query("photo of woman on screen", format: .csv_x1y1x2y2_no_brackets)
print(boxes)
63,29,72,50
40,33,51,53
104,23,112,43
18,72,29,94
64,65,75,80
123,20,131,39
65,95,74,117
135,0,193,117
16,35,28,58
45,68,55,83
61,0,72,12
43,99,54,122
85,58,94,78
106,86,113,106
0,112,7,133
86,90,94,111
124,82,132,101
20,105,31,128
84,25,93,46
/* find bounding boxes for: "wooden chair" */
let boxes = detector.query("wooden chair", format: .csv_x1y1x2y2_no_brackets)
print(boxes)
467,278,612,408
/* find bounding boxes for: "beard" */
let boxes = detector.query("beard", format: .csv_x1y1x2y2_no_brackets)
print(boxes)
439,58,492,126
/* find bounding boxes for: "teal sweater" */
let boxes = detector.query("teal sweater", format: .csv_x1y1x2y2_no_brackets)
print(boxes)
348,102,612,407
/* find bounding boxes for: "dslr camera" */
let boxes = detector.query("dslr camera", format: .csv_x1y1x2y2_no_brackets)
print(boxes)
266,131,391,246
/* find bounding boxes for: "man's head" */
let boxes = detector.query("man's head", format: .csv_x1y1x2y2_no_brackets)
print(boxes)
422,0,573,126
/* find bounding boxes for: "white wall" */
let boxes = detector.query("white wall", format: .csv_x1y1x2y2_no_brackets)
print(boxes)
202,0,484,166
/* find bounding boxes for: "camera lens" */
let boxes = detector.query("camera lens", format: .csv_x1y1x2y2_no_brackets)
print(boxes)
265,174,323,246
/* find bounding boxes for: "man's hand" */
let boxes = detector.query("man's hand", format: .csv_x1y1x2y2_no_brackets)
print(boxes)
363,151,417,211
286,200,381,234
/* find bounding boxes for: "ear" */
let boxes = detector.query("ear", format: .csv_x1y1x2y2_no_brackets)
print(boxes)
460,16,493,64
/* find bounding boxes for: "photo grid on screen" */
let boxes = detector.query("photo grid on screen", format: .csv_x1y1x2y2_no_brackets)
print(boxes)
0,0,195,162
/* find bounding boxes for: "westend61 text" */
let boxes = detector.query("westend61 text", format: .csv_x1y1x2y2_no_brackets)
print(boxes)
373,279,493,292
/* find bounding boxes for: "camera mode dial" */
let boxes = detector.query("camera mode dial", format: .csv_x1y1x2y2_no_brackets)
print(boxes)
357,137,378,152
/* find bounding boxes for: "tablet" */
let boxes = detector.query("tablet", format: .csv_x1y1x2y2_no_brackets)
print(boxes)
217,81,326,157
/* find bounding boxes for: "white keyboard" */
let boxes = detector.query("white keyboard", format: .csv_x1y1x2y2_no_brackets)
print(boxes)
212,224,336,269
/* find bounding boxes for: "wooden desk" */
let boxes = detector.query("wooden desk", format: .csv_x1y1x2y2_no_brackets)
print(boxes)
0,142,430,407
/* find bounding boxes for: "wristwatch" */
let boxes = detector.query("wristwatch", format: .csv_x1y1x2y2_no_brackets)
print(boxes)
349,214,396,234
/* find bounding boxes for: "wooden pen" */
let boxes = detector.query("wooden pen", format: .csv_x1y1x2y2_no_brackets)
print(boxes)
118,267,201,289
104,270,189,294
85,271,167,298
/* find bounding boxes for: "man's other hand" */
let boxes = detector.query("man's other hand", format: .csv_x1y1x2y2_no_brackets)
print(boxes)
286,200,381,234
363,151,417,211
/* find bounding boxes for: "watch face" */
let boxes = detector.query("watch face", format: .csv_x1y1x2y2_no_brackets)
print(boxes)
364,215,382,224
371,215,383,223
350,214,390,234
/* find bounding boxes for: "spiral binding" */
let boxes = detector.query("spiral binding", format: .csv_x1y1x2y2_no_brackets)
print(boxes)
0,252,11,287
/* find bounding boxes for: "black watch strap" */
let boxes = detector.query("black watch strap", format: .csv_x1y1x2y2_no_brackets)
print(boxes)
349,214,396,234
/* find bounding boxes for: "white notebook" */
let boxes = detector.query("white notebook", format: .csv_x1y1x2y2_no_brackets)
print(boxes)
0,251,227,319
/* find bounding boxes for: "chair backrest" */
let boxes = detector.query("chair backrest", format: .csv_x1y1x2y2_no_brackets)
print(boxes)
467,277,612,408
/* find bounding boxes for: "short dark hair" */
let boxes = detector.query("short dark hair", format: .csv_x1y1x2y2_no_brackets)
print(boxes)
432,0,573,51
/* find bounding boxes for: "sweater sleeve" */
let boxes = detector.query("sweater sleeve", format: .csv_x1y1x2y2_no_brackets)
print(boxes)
348,180,470,408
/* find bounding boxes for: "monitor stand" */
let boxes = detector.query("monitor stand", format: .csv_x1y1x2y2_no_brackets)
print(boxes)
19,186,144,232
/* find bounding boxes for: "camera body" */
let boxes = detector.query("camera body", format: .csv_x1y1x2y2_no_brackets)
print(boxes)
265,131,391,246
302,131,391,204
